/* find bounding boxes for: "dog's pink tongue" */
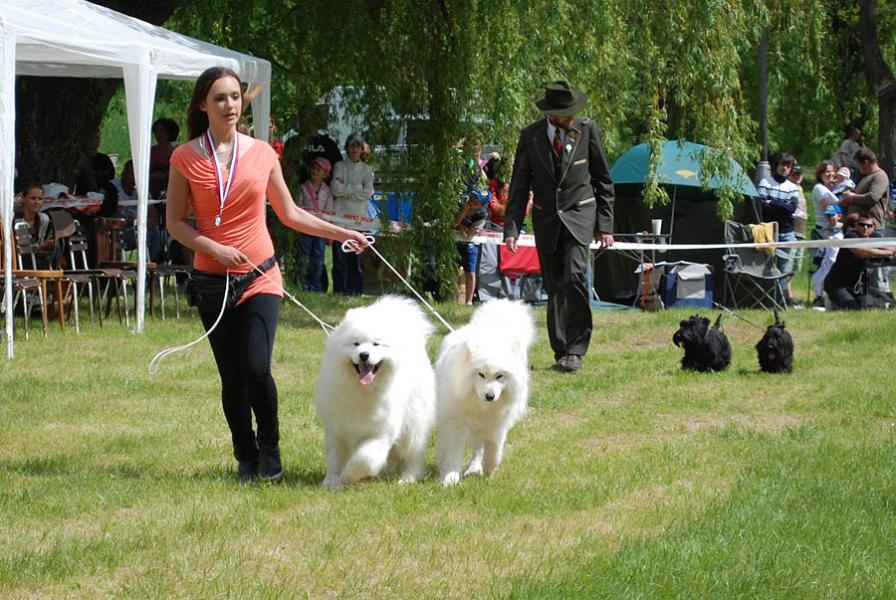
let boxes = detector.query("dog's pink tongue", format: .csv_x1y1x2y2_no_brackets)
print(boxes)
359,364,376,385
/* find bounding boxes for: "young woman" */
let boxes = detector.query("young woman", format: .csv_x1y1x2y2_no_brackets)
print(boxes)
811,160,839,230
18,183,53,251
166,67,368,482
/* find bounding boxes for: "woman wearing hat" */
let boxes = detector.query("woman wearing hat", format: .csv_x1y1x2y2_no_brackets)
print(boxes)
503,80,615,373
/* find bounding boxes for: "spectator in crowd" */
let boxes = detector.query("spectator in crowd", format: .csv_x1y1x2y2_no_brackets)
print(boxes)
268,117,283,161
111,159,137,247
75,128,115,194
841,147,893,301
789,163,808,237
331,133,374,295
149,118,179,199
841,147,890,230
282,107,342,186
482,151,502,182
832,166,856,200
834,125,863,178
454,189,489,305
811,204,843,306
73,128,118,264
758,152,801,306
110,160,163,262
824,212,896,310
295,157,334,291
16,182,55,260
890,165,896,222
811,160,839,230
459,138,488,194
453,139,490,304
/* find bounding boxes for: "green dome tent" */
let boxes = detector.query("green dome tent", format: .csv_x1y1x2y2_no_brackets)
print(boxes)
595,141,759,305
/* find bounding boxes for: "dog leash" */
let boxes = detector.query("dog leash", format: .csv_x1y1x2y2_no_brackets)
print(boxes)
148,266,234,374
341,236,455,333
149,256,339,374
149,233,459,373
712,302,764,331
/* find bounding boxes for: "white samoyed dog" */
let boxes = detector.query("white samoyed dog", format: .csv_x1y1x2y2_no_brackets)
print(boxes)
315,295,436,488
435,299,535,487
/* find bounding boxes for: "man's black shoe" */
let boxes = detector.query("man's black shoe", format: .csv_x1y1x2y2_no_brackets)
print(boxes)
552,354,583,372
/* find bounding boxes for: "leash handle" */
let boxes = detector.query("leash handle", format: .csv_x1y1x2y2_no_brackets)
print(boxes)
341,235,376,254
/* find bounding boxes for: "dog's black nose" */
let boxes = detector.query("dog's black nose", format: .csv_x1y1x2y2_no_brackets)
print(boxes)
485,393,495,401
359,351,369,362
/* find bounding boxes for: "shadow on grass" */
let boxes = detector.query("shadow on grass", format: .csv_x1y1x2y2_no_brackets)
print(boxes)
1,454,327,488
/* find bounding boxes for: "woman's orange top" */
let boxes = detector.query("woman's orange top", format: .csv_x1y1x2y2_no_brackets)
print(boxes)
169,135,283,303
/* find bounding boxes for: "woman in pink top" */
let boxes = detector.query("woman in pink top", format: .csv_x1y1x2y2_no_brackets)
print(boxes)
166,66,368,482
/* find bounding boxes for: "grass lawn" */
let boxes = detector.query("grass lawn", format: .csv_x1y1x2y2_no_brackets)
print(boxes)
2,292,895,598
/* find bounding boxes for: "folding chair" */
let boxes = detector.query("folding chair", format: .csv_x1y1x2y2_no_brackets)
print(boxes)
12,221,68,334
48,211,98,332
95,217,142,326
722,220,789,311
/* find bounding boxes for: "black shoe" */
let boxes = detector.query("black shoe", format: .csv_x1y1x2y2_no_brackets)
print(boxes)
259,449,283,482
237,458,259,482
552,354,583,372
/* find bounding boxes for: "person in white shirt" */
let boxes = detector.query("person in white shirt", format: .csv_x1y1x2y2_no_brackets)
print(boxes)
330,133,374,295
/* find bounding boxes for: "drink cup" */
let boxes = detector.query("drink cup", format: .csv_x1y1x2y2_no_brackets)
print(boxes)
651,219,662,236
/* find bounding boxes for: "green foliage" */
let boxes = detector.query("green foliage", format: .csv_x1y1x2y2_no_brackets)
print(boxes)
154,0,896,291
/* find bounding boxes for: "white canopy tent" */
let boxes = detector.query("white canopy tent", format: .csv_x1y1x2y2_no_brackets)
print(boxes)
1,0,271,358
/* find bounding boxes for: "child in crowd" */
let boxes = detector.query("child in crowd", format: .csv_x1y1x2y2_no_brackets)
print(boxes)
788,164,808,237
455,189,489,305
296,156,334,291
832,167,855,200
811,204,843,307
331,133,374,295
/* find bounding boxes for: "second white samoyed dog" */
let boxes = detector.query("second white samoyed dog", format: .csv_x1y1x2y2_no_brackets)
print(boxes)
435,299,535,486
315,295,435,488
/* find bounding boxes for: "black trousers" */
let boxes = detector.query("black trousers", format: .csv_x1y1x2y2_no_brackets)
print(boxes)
200,293,281,462
535,226,592,359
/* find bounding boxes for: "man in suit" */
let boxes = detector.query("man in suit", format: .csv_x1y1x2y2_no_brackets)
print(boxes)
504,81,615,372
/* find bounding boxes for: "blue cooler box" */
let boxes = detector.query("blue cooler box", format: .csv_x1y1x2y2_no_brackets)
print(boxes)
661,262,713,308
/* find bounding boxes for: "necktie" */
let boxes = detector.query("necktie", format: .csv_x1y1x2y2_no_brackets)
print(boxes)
553,127,563,157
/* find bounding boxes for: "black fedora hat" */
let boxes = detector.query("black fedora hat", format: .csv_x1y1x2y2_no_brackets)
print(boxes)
535,80,587,116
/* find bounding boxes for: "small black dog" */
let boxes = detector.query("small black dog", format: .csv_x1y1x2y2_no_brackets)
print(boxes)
755,311,794,373
673,314,731,372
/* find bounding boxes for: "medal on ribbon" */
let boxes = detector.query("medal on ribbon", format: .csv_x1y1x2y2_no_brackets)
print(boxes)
206,129,239,227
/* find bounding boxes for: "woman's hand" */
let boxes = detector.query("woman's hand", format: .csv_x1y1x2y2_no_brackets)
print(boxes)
342,230,369,253
212,244,249,268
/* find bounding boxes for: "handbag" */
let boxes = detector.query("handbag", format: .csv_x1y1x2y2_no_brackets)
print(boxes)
187,256,277,312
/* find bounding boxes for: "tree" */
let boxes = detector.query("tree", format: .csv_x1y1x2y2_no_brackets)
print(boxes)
22,1,892,294
859,0,896,177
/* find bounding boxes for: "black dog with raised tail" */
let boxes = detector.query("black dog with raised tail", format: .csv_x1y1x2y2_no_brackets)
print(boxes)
755,310,794,373
673,314,731,372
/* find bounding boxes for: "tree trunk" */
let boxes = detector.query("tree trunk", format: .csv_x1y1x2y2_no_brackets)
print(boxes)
15,78,120,187
14,0,183,189
859,0,896,177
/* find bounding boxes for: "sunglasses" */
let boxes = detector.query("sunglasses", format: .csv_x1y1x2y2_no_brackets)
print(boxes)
856,222,875,229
